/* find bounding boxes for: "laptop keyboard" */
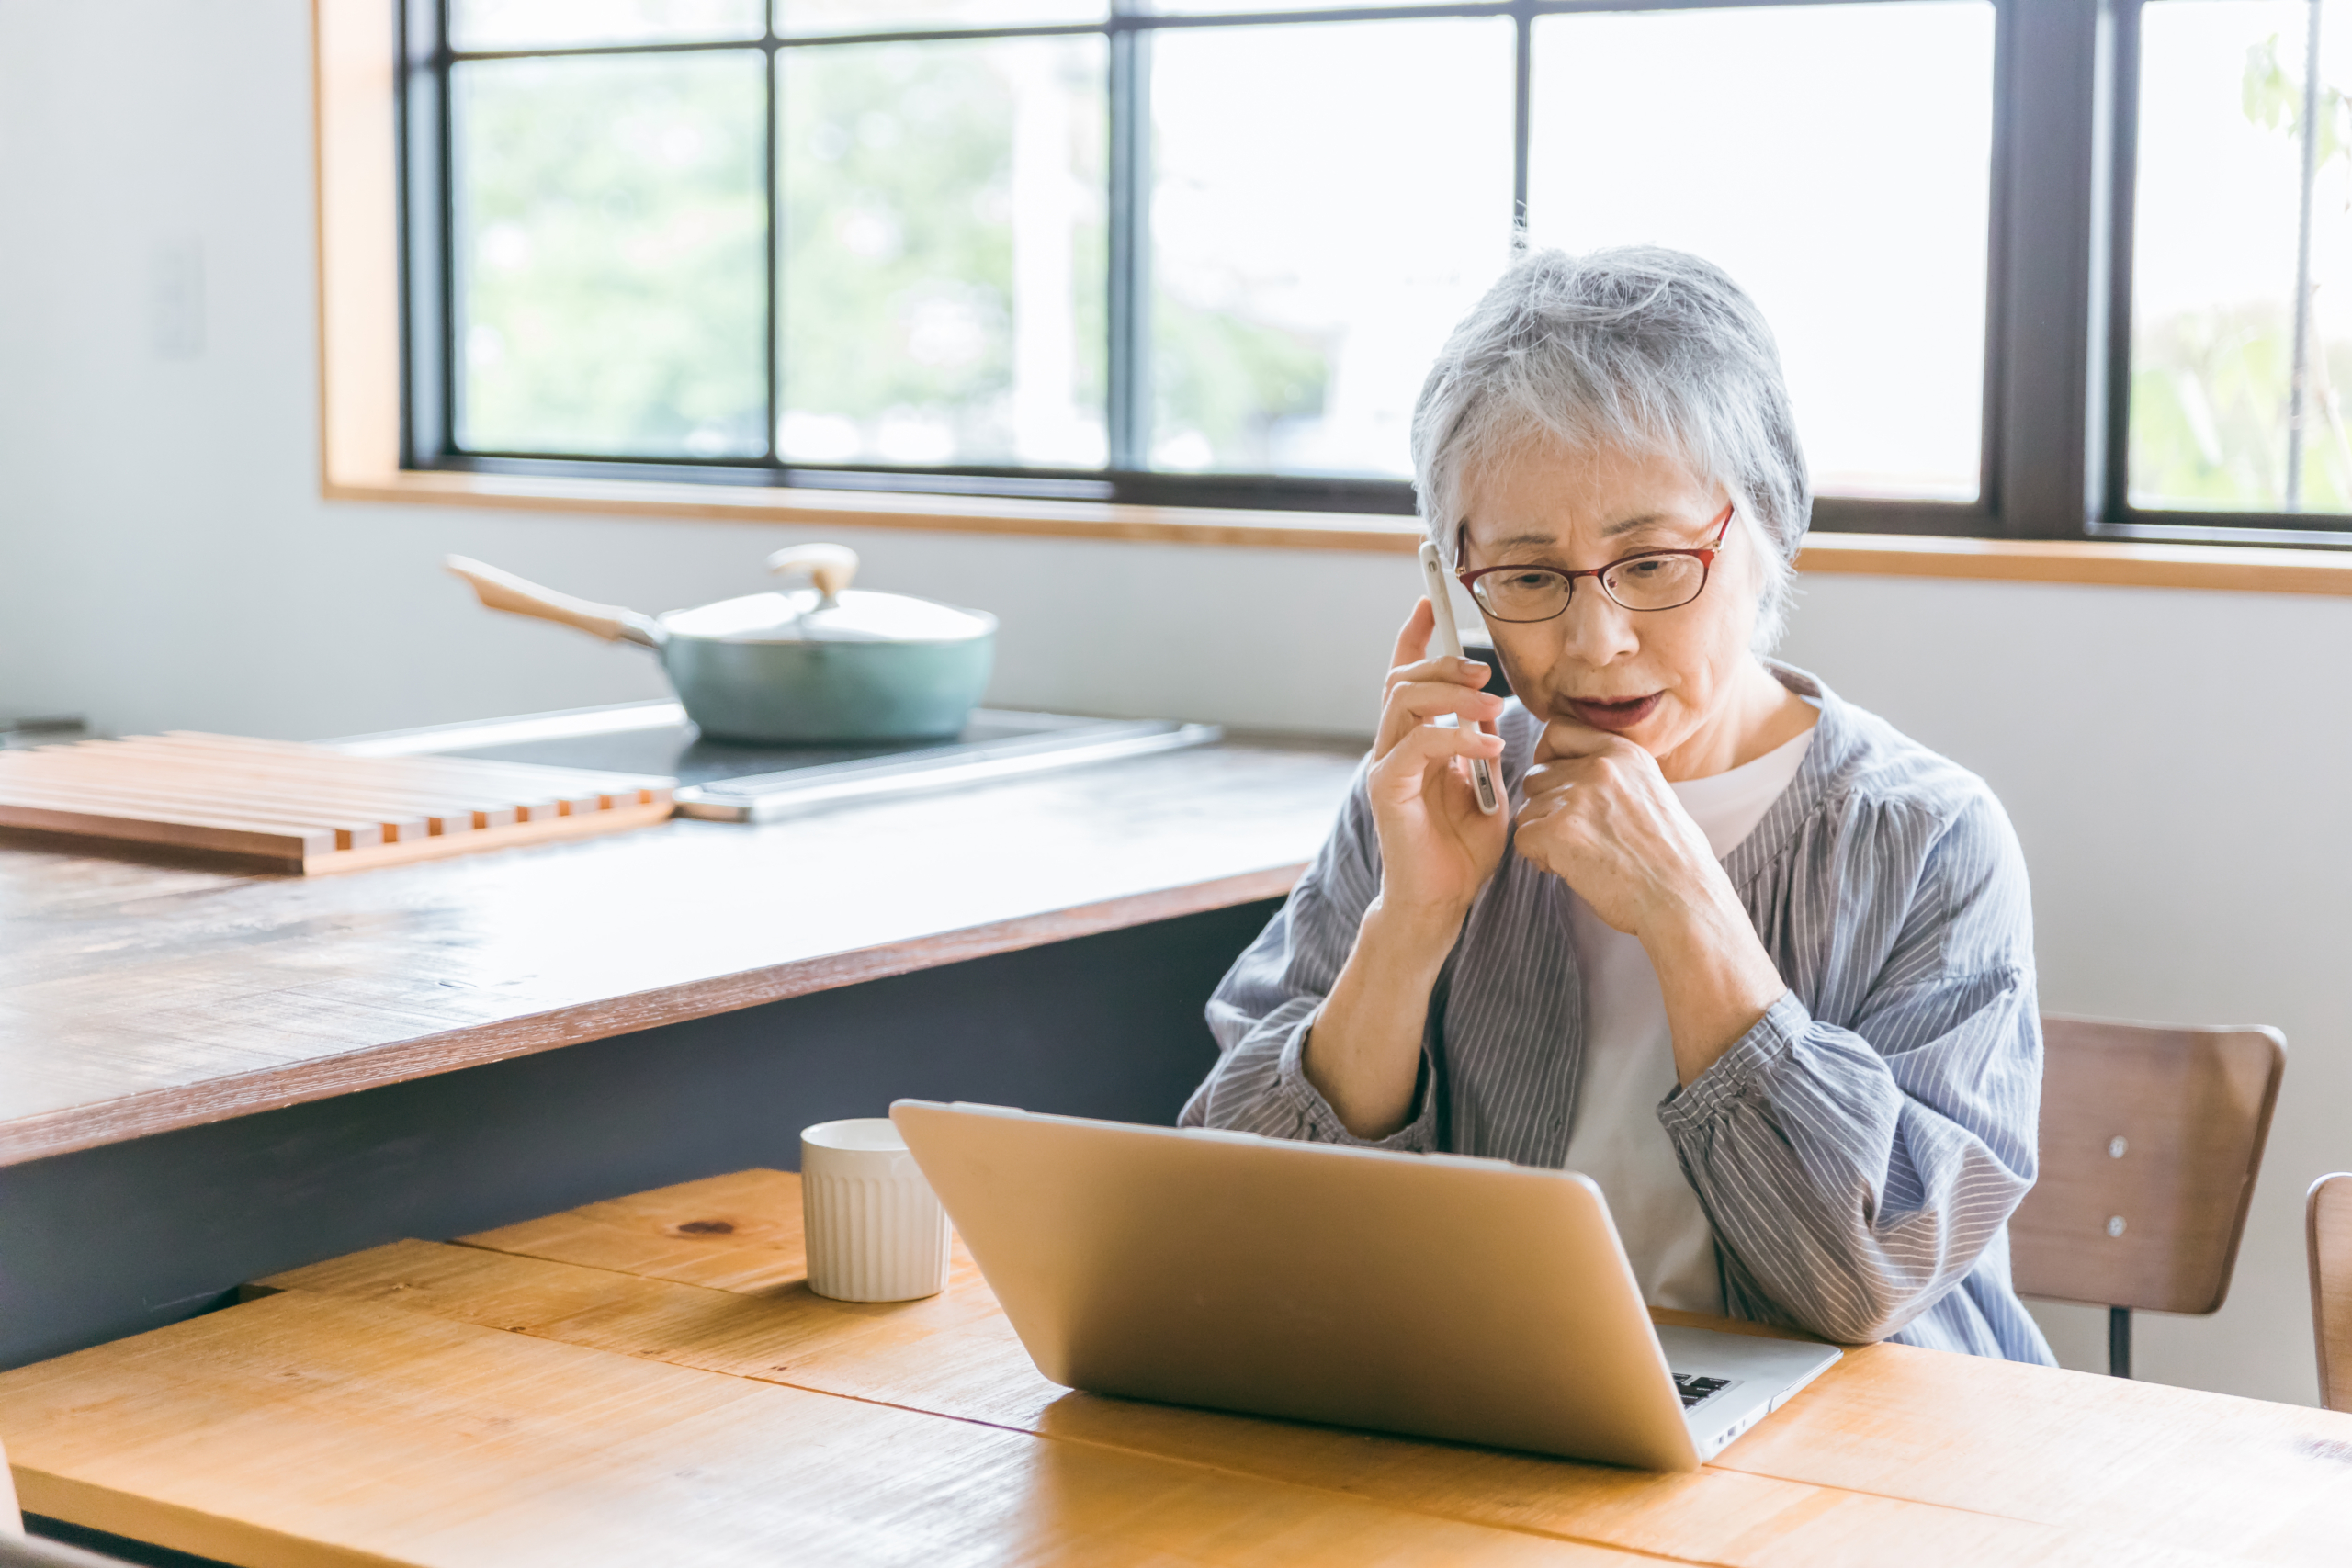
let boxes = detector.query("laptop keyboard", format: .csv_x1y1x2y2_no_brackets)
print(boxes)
1673,1373,1733,1409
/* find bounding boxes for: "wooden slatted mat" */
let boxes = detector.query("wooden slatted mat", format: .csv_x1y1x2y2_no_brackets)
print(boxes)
0,732,673,874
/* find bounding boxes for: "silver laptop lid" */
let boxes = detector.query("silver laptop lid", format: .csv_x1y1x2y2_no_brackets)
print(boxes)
891,1100,1707,1471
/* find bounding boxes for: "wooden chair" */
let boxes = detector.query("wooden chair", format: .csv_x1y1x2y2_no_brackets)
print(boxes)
2009,1016,2286,1378
2310,1173,2352,1411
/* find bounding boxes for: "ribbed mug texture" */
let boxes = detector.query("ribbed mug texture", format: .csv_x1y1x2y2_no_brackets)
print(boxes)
803,1166,951,1303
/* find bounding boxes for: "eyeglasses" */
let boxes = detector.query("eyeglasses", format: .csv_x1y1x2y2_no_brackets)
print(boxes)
1455,504,1735,623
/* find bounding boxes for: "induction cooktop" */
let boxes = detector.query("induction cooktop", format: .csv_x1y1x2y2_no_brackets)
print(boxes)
325,702,1220,822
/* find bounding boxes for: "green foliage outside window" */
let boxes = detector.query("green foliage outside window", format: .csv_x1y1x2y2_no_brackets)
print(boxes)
780,40,1106,463
1149,299,1331,471
2132,310,2351,510
2129,31,2351,513
456,52,769,458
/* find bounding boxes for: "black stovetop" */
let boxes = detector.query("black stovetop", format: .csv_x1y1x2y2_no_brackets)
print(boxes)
434,709,1105,789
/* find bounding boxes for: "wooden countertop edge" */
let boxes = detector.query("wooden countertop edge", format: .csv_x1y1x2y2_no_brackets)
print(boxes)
0,864,1303,1169
329,469,2352,593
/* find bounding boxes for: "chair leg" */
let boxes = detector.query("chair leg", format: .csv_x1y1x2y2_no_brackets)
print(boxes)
2109,1306,2132,1379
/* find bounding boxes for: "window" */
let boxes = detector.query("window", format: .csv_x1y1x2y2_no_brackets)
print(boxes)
2117,0,2350,528
1522,3,1996,504
393,0,2346,547
451,45,771,458
1145,18,1515,479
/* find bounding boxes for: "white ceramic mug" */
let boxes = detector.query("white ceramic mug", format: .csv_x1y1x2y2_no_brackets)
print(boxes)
800,1117,951,1303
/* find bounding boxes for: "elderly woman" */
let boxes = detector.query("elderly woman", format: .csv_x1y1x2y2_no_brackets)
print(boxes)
1182,246,2052,1363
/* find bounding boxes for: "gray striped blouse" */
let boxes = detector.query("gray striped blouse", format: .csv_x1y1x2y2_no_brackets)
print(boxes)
1181,662,2055,1363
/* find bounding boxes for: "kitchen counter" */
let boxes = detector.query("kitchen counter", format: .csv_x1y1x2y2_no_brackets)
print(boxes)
0,734,1361,1168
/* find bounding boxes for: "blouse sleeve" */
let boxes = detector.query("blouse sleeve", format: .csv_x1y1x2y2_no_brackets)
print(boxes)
1657,789,2042,1345
1178,761,1441,1151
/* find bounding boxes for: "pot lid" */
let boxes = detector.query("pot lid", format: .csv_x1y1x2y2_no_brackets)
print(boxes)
661,588,994,645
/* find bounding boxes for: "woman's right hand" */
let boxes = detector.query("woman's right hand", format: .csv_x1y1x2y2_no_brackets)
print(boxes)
1298,599,1508,1140
1366,599,1510,936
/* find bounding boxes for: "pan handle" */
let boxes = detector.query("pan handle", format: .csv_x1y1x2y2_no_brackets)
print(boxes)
444,556,665,649
766,543,857,608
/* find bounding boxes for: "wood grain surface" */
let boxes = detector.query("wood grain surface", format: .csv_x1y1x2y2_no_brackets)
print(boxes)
1723,1320,2352,1565
252,1233,2233,1568
484,1173,2352,1565
0,739,1356,1166
271,1168,2343,1567
0,1292,1653,1568
9,1168,2344,1566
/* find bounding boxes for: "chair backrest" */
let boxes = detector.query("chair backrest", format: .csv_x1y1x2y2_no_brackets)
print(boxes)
2010,1016,2285,1314
2310,1174,2352,1411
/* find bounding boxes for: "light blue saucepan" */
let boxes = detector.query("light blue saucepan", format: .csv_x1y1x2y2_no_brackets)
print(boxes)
445,546,997,744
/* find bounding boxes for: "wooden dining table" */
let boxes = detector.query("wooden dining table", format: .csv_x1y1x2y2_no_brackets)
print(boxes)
4,1168,2349,1567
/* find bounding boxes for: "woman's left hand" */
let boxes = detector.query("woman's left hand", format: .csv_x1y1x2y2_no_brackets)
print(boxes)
1513,718,1736,940
1515,717,1788,1083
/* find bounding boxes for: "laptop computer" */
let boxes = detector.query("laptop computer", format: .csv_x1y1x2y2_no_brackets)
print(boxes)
889,1099,1842,1471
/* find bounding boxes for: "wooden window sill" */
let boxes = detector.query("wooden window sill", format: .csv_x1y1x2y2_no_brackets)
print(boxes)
332,468,2352,595
324,468,1429,552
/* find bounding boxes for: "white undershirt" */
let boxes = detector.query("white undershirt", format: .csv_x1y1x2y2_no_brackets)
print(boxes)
1559,723,1816,1313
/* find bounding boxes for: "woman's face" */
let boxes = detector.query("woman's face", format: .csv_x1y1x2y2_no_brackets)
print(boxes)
1454,434,1766,770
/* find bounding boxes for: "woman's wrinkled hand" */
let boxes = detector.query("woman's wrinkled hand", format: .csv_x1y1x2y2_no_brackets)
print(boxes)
1512,716,1735,940
1366,599,1510,934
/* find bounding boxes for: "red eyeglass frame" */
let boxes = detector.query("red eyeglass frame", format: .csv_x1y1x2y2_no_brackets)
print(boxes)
1453,503,1736,619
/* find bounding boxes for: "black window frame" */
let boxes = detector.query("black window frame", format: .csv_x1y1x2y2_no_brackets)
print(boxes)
391,0,2348,548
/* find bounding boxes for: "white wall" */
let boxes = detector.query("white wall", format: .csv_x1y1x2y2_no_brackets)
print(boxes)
5,1,2347,1406
1778,577,2352,1403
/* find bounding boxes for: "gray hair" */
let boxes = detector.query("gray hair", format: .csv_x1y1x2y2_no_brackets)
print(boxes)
1410,245,1808,651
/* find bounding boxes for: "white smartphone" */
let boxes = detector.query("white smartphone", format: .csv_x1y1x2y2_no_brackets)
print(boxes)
1417,542,1502,816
